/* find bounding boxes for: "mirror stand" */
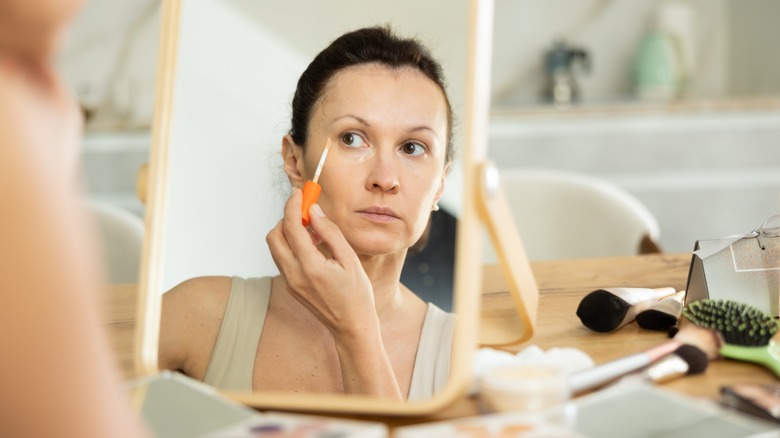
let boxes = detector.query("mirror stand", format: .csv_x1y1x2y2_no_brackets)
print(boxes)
477,161,539,347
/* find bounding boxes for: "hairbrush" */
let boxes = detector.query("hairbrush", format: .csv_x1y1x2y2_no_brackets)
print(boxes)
683,299,780,377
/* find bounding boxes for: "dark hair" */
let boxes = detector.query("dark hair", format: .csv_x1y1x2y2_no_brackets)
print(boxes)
289,25,454,163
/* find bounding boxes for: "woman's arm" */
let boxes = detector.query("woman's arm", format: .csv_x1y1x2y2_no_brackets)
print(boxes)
266,188,403,400
0,59,149,437
159,276,233,379
331,321,404,399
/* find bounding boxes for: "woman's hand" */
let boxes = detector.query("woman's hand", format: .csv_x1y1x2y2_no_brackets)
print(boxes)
266,188,378,337
267,189,404,399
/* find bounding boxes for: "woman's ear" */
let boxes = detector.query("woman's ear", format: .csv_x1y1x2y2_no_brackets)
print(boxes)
433,161,451,204
282,134,306,188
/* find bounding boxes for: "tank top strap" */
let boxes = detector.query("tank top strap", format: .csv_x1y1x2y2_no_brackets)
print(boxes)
203,276,271,391
407,302,457,401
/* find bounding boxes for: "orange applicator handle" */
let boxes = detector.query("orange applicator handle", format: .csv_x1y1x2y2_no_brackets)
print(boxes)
300,138,330,226
301,180,322,226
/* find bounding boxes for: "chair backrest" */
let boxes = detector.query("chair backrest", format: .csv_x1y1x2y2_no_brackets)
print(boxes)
496,168,660,260
87,200,145,284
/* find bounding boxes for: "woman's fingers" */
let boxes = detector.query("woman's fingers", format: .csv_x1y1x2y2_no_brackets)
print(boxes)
266,220,303,280
307,204,358,266
270,189,344,286
268,192,376,334
280,189,326,263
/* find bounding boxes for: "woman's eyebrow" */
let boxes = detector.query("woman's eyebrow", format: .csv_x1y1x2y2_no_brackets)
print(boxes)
333,115,441,141
409,126,441,141
333,114,370,126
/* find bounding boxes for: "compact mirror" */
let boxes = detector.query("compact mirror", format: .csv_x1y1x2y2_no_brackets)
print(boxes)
137,0,534,415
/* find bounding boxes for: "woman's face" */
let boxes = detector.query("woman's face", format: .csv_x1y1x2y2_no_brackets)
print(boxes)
299,63,449,257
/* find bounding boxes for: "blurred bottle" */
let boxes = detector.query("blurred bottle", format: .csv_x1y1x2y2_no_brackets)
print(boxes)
632,1,695,100
542,40,590,107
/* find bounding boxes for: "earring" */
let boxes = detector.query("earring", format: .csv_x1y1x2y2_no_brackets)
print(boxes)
432,203,440,212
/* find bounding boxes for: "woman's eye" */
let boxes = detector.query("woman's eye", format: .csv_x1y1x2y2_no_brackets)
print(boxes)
401,141,426,156
340,132,366,148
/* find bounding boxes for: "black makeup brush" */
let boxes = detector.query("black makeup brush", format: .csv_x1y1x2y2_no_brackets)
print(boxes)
576,287,675,332
684,299,780,377
636,290,686,331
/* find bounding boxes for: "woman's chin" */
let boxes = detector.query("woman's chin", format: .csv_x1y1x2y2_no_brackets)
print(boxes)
349,239,408,259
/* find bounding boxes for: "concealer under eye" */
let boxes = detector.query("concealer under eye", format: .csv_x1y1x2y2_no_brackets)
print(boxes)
336,132,375,163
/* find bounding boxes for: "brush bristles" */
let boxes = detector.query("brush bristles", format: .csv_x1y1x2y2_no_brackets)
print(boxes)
683,299,779,346
672,324,723,360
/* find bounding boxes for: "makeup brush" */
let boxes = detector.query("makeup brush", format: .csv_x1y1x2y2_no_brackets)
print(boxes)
668,323,723,360
641,344,709,383
301,138,330,226
568,339,683,394
576,287,676,333
684,299,780,378
568,324,721,395
618,344,709,387
636,290,687,331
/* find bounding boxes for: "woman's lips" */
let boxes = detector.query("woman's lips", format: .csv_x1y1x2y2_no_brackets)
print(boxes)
357,206,400,223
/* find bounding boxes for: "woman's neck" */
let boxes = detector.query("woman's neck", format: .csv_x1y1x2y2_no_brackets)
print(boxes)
359,252,409,320
310,241,413,320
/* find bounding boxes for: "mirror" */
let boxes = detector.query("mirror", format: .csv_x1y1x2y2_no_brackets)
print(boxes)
137,0,528,415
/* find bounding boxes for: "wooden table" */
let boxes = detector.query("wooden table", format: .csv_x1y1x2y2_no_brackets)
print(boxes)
102,253,778,425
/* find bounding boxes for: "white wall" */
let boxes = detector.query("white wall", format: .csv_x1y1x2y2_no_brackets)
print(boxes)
729,0,780,96
159,0,306,291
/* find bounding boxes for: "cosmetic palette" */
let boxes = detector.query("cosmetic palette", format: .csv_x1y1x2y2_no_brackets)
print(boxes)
397,383,778,437
127,372,387,438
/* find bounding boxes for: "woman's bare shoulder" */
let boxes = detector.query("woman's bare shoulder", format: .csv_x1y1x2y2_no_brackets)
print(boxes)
162,275,236,325
159,276,234,377
165,275,233,301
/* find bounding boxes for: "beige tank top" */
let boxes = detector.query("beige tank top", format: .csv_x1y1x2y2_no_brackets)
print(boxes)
203,276,456,401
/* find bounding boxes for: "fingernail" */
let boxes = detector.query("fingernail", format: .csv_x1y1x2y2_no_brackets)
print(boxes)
312,204,324,217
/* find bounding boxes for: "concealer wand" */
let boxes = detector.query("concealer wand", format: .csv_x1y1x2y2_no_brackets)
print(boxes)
301,138,330,226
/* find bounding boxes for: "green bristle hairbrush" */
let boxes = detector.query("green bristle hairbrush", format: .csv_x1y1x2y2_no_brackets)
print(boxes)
683,299,780,377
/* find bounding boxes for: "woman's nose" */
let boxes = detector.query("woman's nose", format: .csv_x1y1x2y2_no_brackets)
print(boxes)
365,151,399,194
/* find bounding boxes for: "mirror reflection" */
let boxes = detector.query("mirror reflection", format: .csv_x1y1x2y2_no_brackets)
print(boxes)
155,0,473,402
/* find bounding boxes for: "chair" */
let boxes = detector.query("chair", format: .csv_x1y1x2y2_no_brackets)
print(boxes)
494,168,661,261
86,200,145,284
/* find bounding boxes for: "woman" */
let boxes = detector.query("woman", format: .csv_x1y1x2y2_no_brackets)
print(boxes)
160,26,456,401
0,0,149,436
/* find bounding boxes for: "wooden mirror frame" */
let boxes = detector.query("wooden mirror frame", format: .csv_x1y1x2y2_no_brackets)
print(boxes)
135,0,537,415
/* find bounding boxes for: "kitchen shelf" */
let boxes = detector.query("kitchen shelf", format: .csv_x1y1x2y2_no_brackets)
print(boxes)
491,95,780,120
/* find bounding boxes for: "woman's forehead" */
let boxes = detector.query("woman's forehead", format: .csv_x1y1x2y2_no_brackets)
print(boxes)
314,64,448,131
